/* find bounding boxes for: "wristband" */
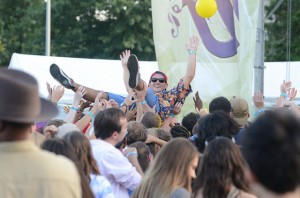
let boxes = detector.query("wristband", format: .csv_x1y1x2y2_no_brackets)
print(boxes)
254,108,265,118
170,113,175,118
187,50,196,55
70,106,78,111
126,152,138,158
86,111,94,120
141,101,147,105
280,93,288,98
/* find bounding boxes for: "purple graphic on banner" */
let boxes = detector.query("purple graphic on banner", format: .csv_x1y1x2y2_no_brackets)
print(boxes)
168,0,239,58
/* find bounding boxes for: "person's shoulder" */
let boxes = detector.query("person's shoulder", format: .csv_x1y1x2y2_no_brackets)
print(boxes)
170,187,190,198
36,149,79,178
238,191,257,198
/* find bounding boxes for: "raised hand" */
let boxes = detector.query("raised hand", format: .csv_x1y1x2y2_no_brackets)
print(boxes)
124,91,138,107
280,80,292,94
288,87,297,100
253,91,264,109
135,81,148,100
171,102,183,116
193,91,203,111
109,99,119,109
185,36,200,52
125,105,137,121
120,50,131,68
51,85,65,103
74,86,87,104
79,100,91,112
46,82,52,100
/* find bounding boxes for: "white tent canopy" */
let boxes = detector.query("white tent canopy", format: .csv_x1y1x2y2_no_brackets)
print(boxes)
9,53,159,104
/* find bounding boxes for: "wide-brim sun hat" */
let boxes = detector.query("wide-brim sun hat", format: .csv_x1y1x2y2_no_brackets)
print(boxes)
0,68,58,123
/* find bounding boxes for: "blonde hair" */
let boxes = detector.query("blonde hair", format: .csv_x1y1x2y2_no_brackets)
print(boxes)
132,138,199,198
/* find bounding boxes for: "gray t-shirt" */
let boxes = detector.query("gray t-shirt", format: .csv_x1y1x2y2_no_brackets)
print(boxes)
170,188,190,198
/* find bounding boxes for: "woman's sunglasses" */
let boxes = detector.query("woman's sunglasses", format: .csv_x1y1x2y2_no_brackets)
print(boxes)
150,78,165,83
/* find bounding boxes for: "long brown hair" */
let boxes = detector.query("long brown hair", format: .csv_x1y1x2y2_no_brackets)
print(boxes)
132,138,199,198
63,132,100,182
193,137,250,198
41,138,95,198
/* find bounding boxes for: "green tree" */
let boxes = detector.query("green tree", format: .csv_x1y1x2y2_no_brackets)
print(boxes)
0,0,45,66
265,0,300,61
0,0,155,66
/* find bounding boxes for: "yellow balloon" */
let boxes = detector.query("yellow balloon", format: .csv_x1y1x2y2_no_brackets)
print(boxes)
195,0,218,18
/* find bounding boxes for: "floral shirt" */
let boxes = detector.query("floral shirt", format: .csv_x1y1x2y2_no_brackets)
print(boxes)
156,79,192,122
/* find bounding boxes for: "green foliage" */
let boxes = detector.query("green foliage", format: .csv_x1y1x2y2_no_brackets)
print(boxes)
265,0,300,61
0,0,155,66
0,0,45,66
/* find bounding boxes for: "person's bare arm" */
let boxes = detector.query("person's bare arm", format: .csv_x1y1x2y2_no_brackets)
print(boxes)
136,82,157,113
145,134,167,147
75,93,108,132
120,50,132,93
65,86,86,123
275,80,292,108
123,147,144,177
183,36,199,88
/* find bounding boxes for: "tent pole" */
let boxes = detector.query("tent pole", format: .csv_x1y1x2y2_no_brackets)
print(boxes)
254,0,265,93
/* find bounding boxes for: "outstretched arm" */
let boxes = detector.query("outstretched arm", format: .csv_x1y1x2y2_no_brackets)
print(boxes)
120,50,132,93
183,36,200,88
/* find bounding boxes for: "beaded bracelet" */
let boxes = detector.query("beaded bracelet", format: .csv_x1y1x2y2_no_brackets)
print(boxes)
86,111,94,120
126,152,138,158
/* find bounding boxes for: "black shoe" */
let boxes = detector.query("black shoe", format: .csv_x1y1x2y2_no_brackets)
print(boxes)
50,64,75,89
127,54,140,89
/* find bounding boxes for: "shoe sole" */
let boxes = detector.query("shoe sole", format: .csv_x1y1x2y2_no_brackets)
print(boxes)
127,54,139,89
50,64,71,88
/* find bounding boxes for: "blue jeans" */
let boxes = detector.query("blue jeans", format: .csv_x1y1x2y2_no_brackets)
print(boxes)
108,88,160,112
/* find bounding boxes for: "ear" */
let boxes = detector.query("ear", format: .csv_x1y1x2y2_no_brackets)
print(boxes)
112,131,118,139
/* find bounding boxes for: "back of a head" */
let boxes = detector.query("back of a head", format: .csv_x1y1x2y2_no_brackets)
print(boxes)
194,111,239,152
127,121,148,145
141,112,162,128
130,141,152,173
182,112,200,132
41,138,95,198
55,123,80,138
193,137,249,197
242,108,300,194
63,131,100,177
230,97,249,127
171,124,192,138
147,128,171,142
209,96,232,114
133,138,198,198
46,119,66,128
93,108,126,139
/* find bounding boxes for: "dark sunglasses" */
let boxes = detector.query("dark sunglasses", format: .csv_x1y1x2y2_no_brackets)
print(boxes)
151,78,165,83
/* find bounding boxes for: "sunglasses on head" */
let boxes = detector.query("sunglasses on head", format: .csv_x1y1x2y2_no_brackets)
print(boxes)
151,78,165,83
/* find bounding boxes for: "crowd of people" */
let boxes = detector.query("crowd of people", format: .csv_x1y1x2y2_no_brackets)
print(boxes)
1,36,300,198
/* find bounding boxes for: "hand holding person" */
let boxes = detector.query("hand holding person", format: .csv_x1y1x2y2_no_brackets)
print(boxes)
73,86,87,105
